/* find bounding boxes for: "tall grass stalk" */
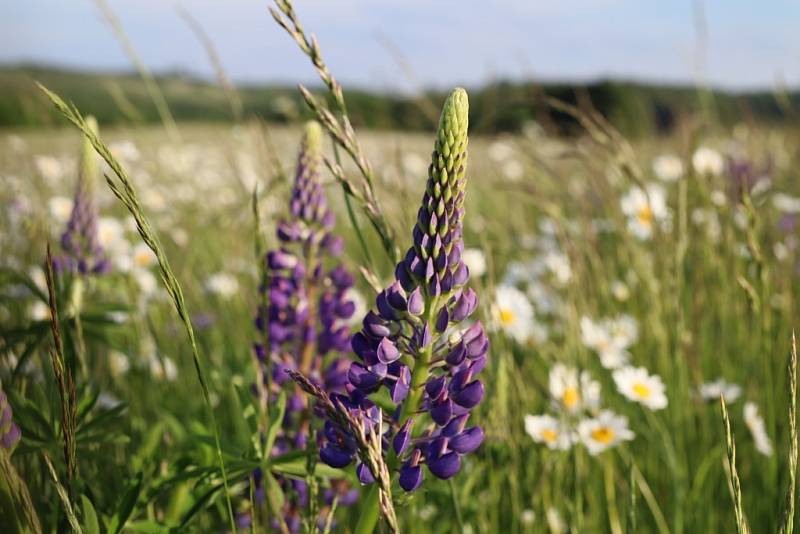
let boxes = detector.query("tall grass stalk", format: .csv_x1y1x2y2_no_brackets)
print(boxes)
43,454,82,534
781,331,798,534
269,0,400,263
93,0,180,141
721,395,749,534
44,245,78,497
177,6,243,122
37,84,237,532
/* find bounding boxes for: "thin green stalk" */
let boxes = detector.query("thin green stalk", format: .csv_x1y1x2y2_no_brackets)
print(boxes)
38,84,236,532
449,478,464,531
721,396,748,534
781,331,798,534
93,0,180,141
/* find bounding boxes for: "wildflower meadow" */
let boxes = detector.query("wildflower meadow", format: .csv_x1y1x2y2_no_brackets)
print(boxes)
2,1,800,533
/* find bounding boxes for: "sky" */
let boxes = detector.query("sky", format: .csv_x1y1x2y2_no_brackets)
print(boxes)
2,0,798,92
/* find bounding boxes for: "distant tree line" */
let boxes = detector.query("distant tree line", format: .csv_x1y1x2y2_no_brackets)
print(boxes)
1,64,797,137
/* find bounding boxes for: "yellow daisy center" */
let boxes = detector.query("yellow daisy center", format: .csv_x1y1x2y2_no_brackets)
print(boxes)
591,427,615,444
541,429,558,443
632,382,652,399
499,308,516,326
637,205,654,226
134,250,152,267
562,388,580,409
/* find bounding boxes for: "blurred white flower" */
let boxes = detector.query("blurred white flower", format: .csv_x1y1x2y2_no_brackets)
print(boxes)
548,363,601,413
546,507,565,534
692,147,724,176
97,217,128,257
344,288,367,326
27,266,47,292
610,280,630,301
488,140,514,162
744,402,773,456
205,272,239,298
131,243,157,270
29,301,50,321
149,355,178,382
580,315,637,369
577,410,634,455
773,193,800,214
491,285,536,343
652,154,684,182
402,153,427,176
48,196,74,225
109,140,141,163
35,155,65,183
710,190,727,207
541,251,572,286
462,248,487,278
613,366,668,410
620,183,669,240
524,414,573,450
133,269,158,299
109,350,131,377
699,378,742,403
521,509,536,526
501,160,524,181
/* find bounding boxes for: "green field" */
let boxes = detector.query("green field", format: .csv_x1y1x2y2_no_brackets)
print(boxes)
2,93,799,532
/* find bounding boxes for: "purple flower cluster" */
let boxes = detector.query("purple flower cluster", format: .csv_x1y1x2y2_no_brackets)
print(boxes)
58,117,110,275
317,88,487,492
1,387,21,450
252,121,357,530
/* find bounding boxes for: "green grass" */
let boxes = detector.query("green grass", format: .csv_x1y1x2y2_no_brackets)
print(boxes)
1,100,799,533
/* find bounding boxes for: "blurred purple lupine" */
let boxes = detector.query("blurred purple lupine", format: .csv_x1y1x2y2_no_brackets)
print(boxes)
315,88,487,493
252,121,357,529
1,387,21,450
58,116,110,275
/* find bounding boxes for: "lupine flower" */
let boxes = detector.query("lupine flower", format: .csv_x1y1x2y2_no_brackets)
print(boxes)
315,88,487,493
577,410,634,455
58,117,110,275
524,414,573,450
744,401,773,457
253,121,357,529
612,366,668,411
1,387,21,450
698,378,742,403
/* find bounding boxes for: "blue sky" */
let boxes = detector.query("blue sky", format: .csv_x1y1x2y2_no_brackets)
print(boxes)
2,0,798,91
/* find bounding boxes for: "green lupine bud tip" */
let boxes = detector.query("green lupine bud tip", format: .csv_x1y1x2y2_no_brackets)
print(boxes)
303,120,323,156
437,87,469,145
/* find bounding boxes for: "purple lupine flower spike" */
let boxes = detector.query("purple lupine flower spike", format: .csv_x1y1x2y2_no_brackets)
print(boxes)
1,387,21,451
315,88,487,492
251,121,358,529
58,116,111,275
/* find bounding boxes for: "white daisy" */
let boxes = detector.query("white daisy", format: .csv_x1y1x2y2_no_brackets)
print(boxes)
577,410,634,455
491,285,535,343
541,251,572,286
698,378,742,403
692,147,724,176
35,155,66,184
149,355,178,382
580,316,633,369
610,280,630,302
620,183,669,240
462,248,487,278
108,350,131,377
744,402,773,456
48,196,74,225
205,272,240,298
652,154,684,182
524,414,573,450
773,193,800,214
131,243,157,270
613,366,668,410
548,363,601,414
